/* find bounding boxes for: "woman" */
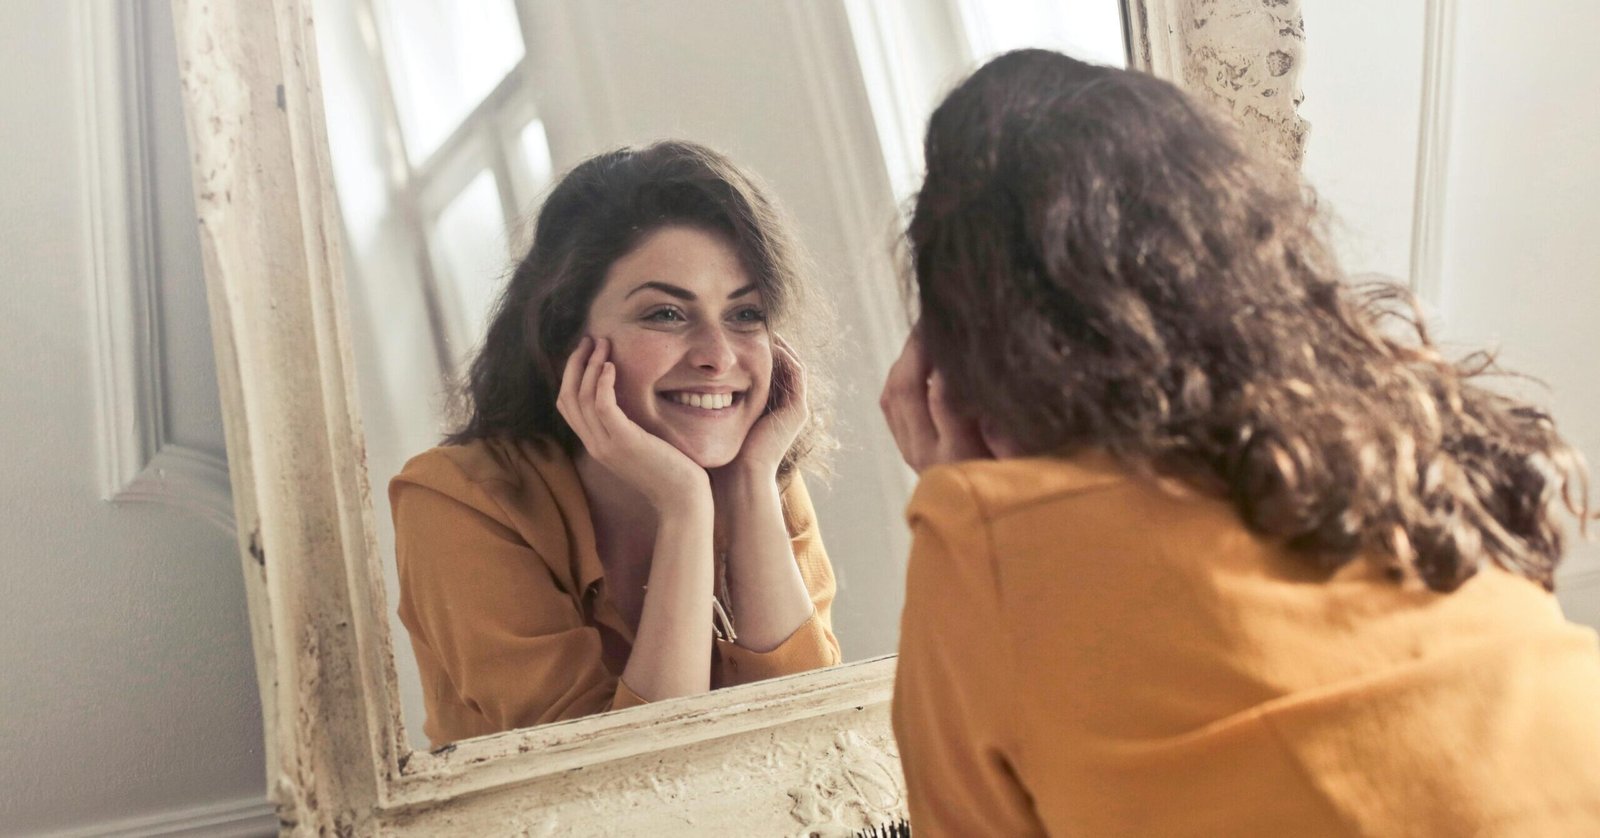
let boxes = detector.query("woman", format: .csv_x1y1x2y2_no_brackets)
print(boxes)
882,50,1600,835
391,141,840,748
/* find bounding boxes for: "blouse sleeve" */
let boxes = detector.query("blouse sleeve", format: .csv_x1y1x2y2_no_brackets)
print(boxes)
892,465,1046,837
715,474,843,685
391,455,646,741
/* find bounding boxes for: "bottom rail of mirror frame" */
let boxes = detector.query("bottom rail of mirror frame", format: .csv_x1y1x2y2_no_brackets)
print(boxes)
363,655,901,836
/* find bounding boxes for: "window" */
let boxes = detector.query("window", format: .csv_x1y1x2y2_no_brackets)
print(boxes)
318,0,557,373
844,0,1128,206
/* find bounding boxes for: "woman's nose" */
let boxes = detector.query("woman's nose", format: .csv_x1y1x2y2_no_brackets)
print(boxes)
686,324,737,373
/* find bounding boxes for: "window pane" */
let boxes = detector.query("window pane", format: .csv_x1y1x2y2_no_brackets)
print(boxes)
518,117,554,192
374,0,525,164
430,171,510,353
956,0,1128,68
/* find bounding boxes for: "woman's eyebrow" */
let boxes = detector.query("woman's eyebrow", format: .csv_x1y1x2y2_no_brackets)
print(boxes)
625,281,760,300
626,281,694,300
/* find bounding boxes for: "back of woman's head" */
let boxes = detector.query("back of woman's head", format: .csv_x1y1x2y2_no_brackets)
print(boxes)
447,139,832,480
910,49,1591,592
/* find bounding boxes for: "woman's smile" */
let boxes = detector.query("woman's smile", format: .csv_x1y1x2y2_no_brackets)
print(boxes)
660,389,747,412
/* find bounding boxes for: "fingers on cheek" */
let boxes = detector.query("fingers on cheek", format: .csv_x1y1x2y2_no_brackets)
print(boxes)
928,376,956,422
600,363,619,406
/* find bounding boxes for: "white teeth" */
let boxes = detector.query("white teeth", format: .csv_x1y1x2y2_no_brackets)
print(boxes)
669,392,734,409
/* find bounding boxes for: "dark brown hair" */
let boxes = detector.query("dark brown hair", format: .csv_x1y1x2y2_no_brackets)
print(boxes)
909,49,1591,592
446,140,833,481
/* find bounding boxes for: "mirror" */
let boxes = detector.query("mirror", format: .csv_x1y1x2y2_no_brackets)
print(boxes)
169,0,1306,830
311,0,1131,749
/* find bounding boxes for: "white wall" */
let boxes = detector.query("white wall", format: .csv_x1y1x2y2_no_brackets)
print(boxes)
0,1,271,835
1301,0,1600,625
1436,0,1600,623
1300,0,1426,281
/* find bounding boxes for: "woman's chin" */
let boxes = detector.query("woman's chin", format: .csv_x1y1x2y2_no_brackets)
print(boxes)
667,436,745,471
646,417,755,471
684,447,740,470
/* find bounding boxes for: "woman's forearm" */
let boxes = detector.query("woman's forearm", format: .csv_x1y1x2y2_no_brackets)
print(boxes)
716,467,816,652
620,495,716,701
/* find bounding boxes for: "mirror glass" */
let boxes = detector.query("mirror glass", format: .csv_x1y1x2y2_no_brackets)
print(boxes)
312,0,1128,749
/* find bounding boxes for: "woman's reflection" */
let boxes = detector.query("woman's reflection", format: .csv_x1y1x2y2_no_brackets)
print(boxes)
390,141,840,748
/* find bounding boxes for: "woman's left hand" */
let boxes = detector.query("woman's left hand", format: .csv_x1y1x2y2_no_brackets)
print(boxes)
722,334,809,479
880,328,998,473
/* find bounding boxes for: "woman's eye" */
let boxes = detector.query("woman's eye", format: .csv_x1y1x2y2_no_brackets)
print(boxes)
730,307,767,325
644,307,686,323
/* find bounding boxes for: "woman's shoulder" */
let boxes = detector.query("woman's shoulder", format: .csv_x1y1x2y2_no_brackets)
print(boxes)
909,451,1134,524
391,436,575,500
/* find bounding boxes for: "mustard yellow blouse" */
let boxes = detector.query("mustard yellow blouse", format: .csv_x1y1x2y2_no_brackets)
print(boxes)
893,453,1600,836
390,436,840,748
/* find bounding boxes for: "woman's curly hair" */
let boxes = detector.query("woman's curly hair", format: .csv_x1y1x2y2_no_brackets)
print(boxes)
446,140,835,483
909,49,1592,592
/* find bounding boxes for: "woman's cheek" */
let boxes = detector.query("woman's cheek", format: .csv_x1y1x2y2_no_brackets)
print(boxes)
750,338,775,398
603,333,671,414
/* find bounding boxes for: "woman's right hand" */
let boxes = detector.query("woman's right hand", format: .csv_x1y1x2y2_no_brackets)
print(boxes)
557,336,710,512
881,328,1019,472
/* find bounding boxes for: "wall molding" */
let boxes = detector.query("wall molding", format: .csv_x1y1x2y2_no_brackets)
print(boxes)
1408,0,1459,313
79,0,234,536
42,794,276,838
114,444,238,535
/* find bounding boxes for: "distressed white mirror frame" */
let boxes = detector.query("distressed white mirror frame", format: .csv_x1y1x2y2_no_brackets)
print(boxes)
170,0,1306,832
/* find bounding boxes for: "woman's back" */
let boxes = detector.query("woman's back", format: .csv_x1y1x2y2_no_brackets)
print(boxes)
893,454,1600,836
885,47,1600,835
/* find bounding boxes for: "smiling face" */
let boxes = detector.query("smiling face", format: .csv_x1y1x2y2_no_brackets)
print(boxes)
583,225,773,469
